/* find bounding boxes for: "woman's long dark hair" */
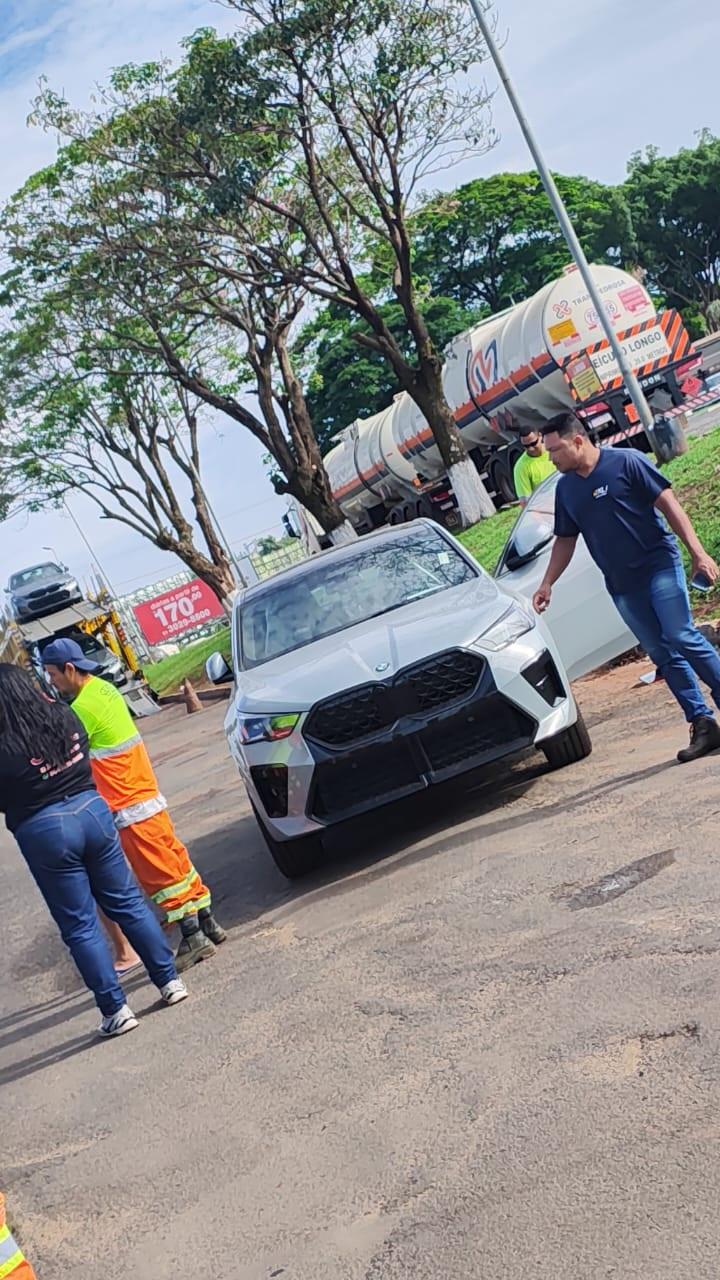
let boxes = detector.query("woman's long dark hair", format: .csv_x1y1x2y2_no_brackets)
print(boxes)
0,664,78,769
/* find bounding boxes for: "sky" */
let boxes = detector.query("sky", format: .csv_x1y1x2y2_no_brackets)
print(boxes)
1,0,718,597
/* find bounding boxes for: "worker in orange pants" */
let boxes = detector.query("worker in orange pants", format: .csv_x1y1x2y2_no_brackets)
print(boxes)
43,639,226,972
0,1193,37,1279
118,810,210,924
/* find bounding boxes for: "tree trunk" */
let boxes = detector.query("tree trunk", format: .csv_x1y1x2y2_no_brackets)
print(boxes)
328,519,357,545
281,470,357,543
274,332,358,540
410,367,496,525
187,472,238,593
171,540,236,603
352,283,496,527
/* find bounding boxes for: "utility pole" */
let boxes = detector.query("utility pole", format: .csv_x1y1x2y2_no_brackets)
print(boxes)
466,0,657,445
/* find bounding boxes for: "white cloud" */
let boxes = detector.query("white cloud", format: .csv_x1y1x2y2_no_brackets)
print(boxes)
0,13,68,59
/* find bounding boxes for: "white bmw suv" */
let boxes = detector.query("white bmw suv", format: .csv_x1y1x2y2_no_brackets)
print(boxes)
207,520,591,877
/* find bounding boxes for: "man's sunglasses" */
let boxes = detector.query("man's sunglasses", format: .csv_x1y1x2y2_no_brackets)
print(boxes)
523,437,541,450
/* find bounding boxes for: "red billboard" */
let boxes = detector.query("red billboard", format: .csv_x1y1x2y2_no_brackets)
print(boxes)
133,578,225,645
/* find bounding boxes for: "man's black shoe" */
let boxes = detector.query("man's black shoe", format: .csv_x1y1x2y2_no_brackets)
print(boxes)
677,716,720,763
198,907,227,946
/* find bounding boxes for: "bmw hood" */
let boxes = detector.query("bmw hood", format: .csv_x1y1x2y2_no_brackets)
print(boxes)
235,575,515,713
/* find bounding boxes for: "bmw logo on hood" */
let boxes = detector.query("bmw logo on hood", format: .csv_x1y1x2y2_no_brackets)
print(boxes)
374,661,390,673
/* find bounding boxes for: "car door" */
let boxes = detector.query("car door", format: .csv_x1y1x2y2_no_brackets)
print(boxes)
496,477,636,679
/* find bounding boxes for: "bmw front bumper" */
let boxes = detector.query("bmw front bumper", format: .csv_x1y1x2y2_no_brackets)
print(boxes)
233,627,579,842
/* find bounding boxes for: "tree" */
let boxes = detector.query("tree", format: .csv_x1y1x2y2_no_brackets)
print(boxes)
624,132,720,317
170,7,499,522
0,305,237,602
256,535,282,555
411,171,636,312
296,295,482,452
0,118,356,543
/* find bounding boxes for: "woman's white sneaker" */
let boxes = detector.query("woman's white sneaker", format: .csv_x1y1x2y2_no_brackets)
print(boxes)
99,1004,139,1037
161,978,188,1006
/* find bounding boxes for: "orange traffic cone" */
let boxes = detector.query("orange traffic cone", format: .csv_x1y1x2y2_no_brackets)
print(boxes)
0,1193,38,1278
182,678,204,714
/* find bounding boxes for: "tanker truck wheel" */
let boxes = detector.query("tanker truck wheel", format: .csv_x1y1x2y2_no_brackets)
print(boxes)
489,453,517,506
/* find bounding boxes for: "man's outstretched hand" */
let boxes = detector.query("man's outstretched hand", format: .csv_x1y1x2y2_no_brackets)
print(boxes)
691,551,720,584
532,582,552,614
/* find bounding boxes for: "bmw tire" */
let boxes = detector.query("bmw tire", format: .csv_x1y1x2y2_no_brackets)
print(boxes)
541,708,592,769
251,802,325,879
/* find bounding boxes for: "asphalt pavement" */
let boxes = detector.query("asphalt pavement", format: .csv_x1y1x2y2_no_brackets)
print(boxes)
3,657,720,1278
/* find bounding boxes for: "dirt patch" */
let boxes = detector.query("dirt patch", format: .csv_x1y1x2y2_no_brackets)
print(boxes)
568,1023,700,1082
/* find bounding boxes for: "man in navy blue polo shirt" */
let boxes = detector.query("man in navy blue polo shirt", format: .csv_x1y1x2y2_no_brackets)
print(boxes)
532,411,720,763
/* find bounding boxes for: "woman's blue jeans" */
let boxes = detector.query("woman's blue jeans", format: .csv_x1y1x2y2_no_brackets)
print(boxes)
15,790,177,1015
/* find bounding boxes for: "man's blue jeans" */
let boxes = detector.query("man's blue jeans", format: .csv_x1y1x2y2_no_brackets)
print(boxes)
612,560,720,723
15,791,177,1016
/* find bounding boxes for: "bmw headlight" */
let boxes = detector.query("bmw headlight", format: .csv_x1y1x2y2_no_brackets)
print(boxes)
238,713,300,745
475,604,535,652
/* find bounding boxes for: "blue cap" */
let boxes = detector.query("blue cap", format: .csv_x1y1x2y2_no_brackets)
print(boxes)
41,637,101,673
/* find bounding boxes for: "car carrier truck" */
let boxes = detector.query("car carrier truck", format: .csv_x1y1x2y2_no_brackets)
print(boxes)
1,600,160,718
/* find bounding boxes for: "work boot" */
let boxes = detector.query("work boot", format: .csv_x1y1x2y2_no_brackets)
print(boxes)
175,914,216,971
198,906,227,946
677,716,720,763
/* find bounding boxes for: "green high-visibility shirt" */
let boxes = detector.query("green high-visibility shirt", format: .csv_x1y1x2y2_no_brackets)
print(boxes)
513,450,556,500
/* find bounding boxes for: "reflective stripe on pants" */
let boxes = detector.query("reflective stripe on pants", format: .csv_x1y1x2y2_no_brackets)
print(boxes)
0,1198,37,1279
118,810,211,923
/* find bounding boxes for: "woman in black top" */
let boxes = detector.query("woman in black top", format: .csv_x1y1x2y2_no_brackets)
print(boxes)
0,664,188,1036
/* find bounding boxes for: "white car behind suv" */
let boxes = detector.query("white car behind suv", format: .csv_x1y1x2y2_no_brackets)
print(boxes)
207,520,592,877
494,474,636,679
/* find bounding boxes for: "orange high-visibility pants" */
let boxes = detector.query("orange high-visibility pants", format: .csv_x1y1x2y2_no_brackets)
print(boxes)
118,811,211,924
0,1193,37,1279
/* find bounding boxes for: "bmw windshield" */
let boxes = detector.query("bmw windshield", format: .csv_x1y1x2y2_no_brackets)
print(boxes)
238,526,478,668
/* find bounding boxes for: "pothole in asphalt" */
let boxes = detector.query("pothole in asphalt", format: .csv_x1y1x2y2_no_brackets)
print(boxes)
553,848,676,910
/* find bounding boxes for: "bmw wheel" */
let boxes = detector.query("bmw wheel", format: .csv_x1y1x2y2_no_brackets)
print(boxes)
541,709,592,769
251,802,325,879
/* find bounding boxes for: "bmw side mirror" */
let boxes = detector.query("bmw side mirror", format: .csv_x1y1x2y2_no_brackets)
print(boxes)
505,520,554,571
206,652,233,685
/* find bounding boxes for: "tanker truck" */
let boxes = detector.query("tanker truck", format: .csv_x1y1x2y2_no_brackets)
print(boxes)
285,264,701,550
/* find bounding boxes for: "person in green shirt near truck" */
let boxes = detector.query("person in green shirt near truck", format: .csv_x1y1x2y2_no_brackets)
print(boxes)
513,428,556,505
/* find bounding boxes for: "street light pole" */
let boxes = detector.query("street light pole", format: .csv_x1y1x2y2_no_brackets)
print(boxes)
62,499,120,602
466,0,656,441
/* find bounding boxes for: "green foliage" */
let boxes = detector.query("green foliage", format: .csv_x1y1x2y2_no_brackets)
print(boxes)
457,507,518,573
624,132,720,316
256,535,282,555
664,428,720,609
411,172,636,312
145,627,231,695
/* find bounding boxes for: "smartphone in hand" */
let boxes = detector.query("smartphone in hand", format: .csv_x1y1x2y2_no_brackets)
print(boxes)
690,571,713,592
